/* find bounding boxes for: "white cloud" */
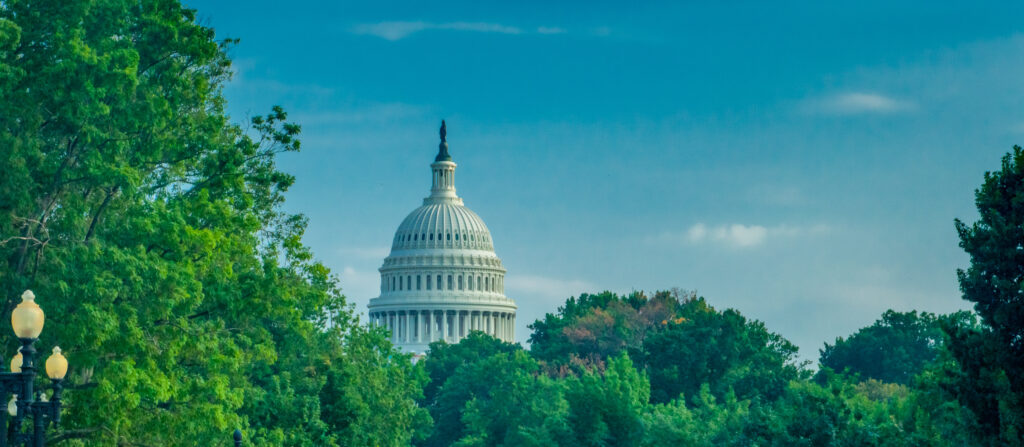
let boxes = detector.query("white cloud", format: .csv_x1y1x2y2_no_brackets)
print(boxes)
693,223,767,247
536,26,567,35
352,21,518,40
654,223,830,249
351,21,568,41
440,22,522,35
351,22,432,41
505,274,596,300
803,92,915,115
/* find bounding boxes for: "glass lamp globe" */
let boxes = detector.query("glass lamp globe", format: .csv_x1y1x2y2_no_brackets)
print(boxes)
9,352,21,373
45,347,68,380
6,395,15,417
11,290,44,339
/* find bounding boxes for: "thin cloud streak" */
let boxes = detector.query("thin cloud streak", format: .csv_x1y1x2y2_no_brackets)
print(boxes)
536,26,567,35
802,92,915,115
652,223,831,249
352,21,567,40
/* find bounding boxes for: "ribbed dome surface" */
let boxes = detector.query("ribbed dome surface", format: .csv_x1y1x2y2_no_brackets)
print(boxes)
391,203,494,251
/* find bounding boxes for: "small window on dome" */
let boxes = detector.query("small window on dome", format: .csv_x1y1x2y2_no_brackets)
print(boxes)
427,275,432,290
422,233,426,240
437,233,442,240
446,233,451,241
437,275,443,290
430,233,434,241
455,233,459,241
414,234,418,241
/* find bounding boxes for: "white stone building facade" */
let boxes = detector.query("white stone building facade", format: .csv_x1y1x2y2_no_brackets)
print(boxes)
367,122,517,354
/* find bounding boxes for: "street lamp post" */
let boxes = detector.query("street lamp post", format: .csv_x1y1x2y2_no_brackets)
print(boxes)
0,291,67,447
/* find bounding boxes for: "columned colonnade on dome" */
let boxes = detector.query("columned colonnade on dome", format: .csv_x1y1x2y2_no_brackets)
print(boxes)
368,309,516,344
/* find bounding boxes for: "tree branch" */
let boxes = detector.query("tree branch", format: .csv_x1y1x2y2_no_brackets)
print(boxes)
47,427,101,444
84,187,119,242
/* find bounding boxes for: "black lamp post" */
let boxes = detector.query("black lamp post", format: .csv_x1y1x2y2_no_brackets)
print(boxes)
233,429,242,446
0,291,67,447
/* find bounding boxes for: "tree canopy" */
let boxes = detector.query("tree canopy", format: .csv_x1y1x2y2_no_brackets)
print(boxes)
0,1,424,445
819,310,957,384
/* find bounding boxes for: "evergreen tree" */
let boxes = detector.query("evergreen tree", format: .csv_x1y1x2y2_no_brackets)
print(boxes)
949,145,1024,445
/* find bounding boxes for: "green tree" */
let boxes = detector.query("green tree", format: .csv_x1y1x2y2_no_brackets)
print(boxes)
643,297,801,405
0,1,424,444
951,145,1024,445
529,290,684,364
819,310,956,384
320,325,432,446
564,353,649,447
641,385,749,447
420,331,521,407
426,350,571,447
889,348,978,447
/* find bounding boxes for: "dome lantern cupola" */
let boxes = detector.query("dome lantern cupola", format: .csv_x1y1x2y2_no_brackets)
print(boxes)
428,120,460,205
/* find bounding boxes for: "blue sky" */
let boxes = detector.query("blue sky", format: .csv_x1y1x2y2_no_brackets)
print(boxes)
186,0,1024,360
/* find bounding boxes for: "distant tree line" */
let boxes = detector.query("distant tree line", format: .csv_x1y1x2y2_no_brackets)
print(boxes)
2,0,1023,445
415,292,978,446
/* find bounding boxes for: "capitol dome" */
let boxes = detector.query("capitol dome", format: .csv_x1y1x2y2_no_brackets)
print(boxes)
367,121,517,354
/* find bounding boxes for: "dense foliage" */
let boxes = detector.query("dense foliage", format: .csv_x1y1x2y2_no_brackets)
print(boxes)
0,1,424,445
421,293,978,447
819,310,957,384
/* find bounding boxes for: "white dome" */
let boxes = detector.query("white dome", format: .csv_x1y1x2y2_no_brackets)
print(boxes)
367,123,516,353
391,203,494,252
